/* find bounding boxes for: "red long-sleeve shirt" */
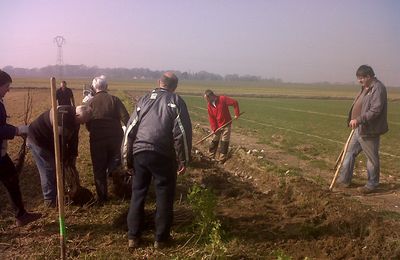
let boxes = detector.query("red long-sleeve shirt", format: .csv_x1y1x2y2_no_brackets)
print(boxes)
207,95,240,132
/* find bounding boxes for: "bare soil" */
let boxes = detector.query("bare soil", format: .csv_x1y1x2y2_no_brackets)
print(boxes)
1,89,400,259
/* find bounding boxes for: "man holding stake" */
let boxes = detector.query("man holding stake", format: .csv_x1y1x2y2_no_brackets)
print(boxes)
28,105,92,207
336,65,388,194
204,89,240,163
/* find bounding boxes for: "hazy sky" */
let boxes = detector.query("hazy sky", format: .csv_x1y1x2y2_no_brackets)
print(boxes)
1,0,399,85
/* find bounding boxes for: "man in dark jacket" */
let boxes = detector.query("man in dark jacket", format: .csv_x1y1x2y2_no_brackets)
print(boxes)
0,70,41,226
122,72,192,249
56,81,75,106
28,105,92,207
337,65,388,194
87,75,129,204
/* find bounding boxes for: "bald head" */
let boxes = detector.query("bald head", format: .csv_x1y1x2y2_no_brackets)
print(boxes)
159,72,178,92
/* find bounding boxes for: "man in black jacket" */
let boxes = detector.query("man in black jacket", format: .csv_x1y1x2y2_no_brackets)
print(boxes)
28,105,92,207
0,70,41,226
56,81,75,106
123,72,192,249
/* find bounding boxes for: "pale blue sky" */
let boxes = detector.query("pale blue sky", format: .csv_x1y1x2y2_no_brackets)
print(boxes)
1,0,399,85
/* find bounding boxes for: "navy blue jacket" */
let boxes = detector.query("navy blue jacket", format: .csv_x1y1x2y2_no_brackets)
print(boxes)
0,100,17,159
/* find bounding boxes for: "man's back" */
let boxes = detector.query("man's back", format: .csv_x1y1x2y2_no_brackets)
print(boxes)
87,91,129,140
132,88,192,161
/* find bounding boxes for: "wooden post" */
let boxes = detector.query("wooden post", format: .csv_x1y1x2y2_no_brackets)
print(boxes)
50,77,66,259
329,129,355,191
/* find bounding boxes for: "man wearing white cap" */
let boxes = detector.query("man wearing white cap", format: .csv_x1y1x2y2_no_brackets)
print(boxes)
86,75,129,204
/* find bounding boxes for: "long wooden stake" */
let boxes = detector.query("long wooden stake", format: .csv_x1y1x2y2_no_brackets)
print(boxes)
50,77,66,259
195,112,245,145
333,149,344,171
329,129,355,191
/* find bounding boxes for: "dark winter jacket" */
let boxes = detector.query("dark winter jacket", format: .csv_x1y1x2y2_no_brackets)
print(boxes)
0,100,17,159
28,107,79,159
121,88,192,169
86,91,129,141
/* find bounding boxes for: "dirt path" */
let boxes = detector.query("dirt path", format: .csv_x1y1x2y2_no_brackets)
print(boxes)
191,125,400,258
219,126,400,214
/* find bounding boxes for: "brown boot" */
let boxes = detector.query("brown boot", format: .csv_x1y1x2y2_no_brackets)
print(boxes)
218,153,228,164
208,140,219,159
16,212,41,227
218,141,229,163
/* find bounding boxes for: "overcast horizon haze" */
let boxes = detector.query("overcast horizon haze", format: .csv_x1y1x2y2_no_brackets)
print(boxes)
1,0,399,86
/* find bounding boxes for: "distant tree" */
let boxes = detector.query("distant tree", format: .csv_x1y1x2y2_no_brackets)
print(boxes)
2,65,264,82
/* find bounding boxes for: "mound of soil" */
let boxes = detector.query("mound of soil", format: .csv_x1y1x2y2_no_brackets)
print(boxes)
189,127,400,259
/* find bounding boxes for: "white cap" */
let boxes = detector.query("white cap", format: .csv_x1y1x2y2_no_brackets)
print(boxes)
92,75,107,91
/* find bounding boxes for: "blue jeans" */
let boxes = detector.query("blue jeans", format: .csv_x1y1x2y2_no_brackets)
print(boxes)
27,139,57,203
338,128,380,189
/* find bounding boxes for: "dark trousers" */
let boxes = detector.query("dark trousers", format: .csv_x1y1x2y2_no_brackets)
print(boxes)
90,136,122,202
0,154,26,218
127,151,177,242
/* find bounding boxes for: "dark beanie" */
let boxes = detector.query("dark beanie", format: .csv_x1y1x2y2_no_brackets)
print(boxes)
0,70,12,87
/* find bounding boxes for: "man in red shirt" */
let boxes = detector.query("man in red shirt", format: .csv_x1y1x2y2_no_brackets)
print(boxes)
204,89,240,163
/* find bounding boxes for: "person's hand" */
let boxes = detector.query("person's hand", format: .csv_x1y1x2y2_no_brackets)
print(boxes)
16,125,29,136
177,165,186,175
349,119,359,129
127,168,135,176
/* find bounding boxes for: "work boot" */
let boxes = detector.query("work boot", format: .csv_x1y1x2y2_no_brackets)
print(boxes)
154,238,172,249
208,140,219,158
128,237,141,250
357,186,375,195
16,212,41,227
44,199,56,208
219,153,228,164
335,182,351,189
218,141,229,163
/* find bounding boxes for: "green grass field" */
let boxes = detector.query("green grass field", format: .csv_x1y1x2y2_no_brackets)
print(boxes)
186,94,400,176
12,77,400,177
12,77,400,99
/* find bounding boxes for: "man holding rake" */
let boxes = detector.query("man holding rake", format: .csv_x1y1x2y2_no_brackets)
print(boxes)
336,65,388,194
204,89,240,163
